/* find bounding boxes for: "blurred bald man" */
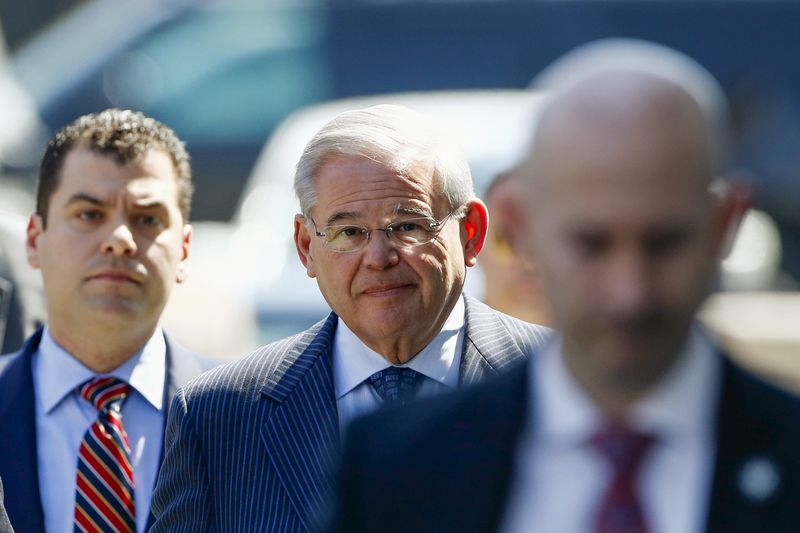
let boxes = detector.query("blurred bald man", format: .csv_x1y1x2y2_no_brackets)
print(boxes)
330,39,800,533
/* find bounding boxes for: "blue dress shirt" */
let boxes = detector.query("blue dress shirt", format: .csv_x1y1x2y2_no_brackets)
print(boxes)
32,326,166,533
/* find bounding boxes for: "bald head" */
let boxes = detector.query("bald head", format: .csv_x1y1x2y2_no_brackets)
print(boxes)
532,38,731,173
526,69,717,210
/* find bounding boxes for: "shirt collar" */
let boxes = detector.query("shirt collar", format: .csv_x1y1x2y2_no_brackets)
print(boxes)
629,326,720,441
35,326,168,414
334,295,465,399
532,325,720,445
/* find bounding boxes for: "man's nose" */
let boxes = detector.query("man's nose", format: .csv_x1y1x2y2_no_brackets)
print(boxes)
362,229,400,269
101,223,138,256
604,255,656,317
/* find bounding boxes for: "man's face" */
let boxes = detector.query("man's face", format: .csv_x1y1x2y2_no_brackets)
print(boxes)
522,101,731,390
294,154,485,363
27,146,191,335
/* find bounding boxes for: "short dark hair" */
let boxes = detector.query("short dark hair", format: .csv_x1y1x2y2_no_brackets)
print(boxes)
37,108,193,225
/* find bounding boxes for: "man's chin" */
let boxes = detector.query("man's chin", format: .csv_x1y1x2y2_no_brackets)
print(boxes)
87,297,145,321
586,332,683,382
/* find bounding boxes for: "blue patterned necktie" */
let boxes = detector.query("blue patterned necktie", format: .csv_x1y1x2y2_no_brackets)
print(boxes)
369,367,424,406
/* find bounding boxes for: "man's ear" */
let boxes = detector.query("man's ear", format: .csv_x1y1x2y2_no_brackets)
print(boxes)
294,214,317,278
26,214,44,270
462,200,489,267
176,224,193,283
713,176,752,260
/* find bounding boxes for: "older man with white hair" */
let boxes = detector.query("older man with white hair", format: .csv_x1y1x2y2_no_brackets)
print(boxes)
150,104,551,533
330,39,800,533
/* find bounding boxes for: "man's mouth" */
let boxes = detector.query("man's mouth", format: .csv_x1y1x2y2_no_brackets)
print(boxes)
362,283,414,296
86,269,142,285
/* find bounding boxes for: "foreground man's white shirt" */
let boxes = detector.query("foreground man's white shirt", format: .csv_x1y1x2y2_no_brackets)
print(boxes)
500,327,720,533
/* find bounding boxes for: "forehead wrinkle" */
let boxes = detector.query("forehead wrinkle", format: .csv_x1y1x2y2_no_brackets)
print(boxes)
325,203,434,226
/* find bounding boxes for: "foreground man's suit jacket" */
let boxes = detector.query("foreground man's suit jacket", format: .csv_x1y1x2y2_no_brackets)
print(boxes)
150,295,551,533
332,351,800,533
0,328,216,533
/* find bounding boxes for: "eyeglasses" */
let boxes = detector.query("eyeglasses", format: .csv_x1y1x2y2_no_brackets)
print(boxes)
310,211,458,253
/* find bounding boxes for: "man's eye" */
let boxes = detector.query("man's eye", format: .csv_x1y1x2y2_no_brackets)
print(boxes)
394,221,425,233
574,234,609,257
645,232,686,256
136,214,164,228
326,226,362,240
77,210,102,222
339,226,363,237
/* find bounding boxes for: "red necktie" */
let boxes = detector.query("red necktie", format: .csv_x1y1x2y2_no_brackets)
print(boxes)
590,424,653,533
73,376,136,533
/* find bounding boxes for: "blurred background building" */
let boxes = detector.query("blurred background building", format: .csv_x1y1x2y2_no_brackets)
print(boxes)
0,0,798,387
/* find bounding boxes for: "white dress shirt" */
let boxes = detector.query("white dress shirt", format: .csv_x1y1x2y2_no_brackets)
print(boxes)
334,296,465,437
500,327,720,533
33,326,167,533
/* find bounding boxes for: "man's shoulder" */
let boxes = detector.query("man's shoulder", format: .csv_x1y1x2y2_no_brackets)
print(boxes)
0,351,18,378
0,329,40,382
721,356,800,437
464,295,551,343
177,314,336,402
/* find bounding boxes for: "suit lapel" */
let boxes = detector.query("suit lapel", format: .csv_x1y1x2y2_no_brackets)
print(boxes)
260,313,340,533
460,295,529,385
145,334,210,532
705,356,797,532
163,334,207,416
0,330,46,532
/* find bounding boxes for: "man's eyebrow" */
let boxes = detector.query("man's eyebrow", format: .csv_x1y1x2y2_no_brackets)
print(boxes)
131,199,168,210
66,193,106,207
394,205,432,218
326,211,360,225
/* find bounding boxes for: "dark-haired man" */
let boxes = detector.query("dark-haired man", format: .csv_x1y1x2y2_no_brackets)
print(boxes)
0,109,216,533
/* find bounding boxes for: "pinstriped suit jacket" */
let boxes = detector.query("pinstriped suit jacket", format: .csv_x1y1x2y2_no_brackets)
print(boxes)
0,476,13,533
149,295,551,533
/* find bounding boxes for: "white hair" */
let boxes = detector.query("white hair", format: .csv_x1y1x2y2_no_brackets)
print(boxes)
294,104,474,217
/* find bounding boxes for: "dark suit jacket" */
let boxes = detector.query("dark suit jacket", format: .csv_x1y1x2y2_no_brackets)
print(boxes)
332,351,800,533
0,327,216,533
0,476,13,533
0,220,45,354
149,296,551,533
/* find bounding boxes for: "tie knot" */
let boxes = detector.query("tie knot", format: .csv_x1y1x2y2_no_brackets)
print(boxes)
590,424,654,475
369,367,423,405
79,376,131,412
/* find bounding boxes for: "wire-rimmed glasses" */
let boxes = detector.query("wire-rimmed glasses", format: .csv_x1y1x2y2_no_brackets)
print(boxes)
310,211,459,253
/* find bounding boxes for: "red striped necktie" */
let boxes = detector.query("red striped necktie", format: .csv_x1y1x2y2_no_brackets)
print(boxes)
590,424,654,533
74,376,136,533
